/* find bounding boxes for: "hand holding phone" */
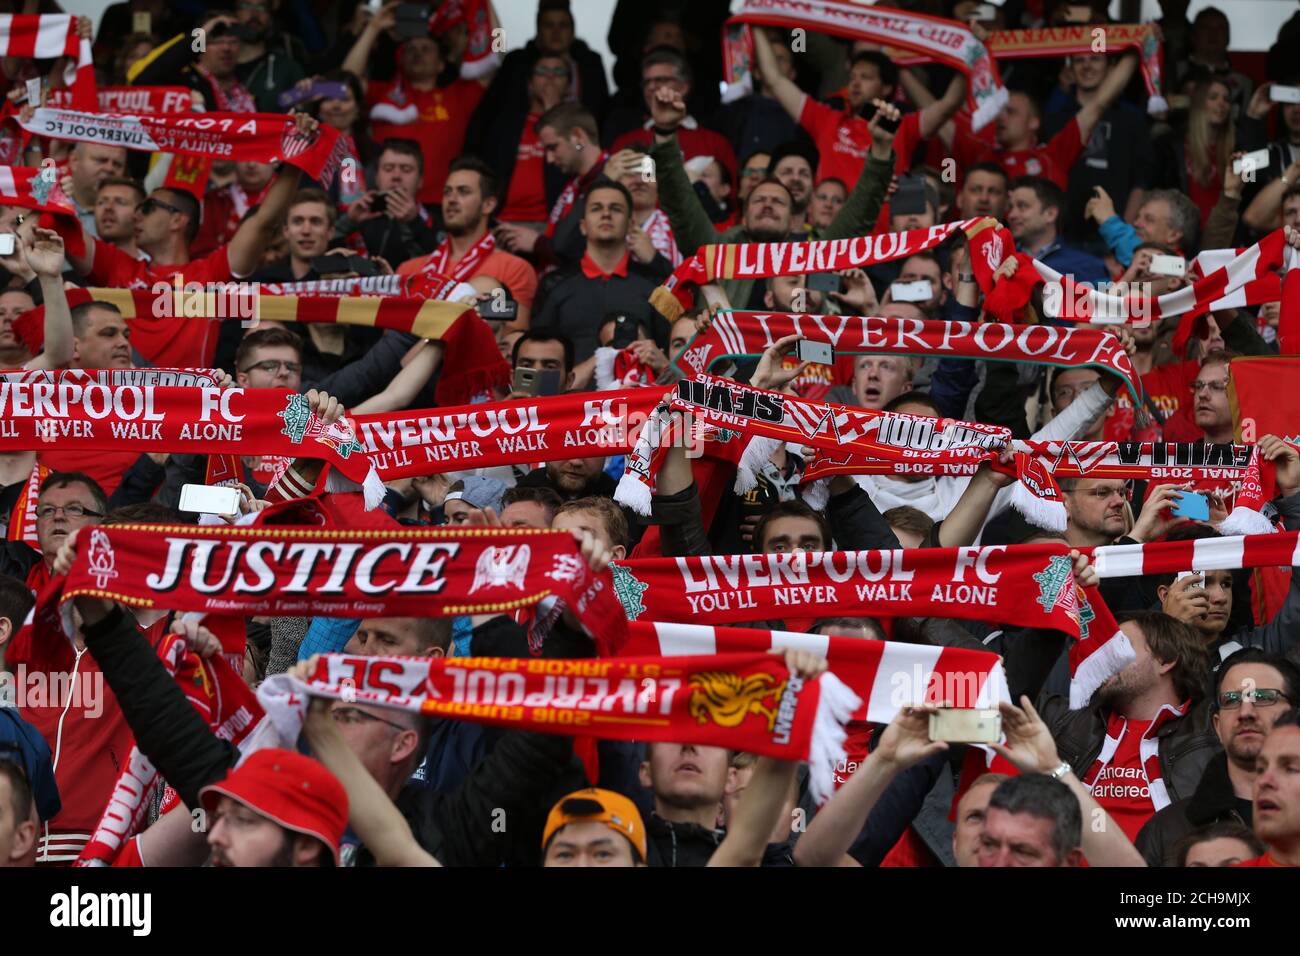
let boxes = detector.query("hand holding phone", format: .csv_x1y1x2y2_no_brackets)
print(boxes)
1170,490,1210,521
929,709,1002,744
796,339,834,366
891,279,933,303
178,484,243,517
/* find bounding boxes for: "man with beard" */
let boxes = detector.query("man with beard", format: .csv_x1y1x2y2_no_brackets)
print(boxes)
515,457,616,503
1037,610,1215,842
231,0,307,113
768,141,817,235
398,157,537,330
1137,650,1300,865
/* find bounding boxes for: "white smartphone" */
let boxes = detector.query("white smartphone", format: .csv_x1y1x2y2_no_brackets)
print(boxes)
1148,254,1186,278
1270,85,1300,105
1175,570,1205,591
1233,148,1271,176
0,234,14,256
891,279,933,303
929,708,1003,744
795,339,834,366
178,483,242,517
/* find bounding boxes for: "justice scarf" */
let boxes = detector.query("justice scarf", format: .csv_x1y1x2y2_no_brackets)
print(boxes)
720,0,1007,131
893,23,1168,114
14,285,507,406
616,373,1069,529
802,439,1276,536
672,310,1142,403
49,523,629,655
0,382,385,507
258,649,861,803
0,15,95,111
17,108,346,184
651,219,981,322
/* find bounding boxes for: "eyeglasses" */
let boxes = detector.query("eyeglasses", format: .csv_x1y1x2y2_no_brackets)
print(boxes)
1052,383,1098,405
138,197,183,216
330,706,410,732
1066,485,1129,502
533,66,569,78
1218,688,1289,710
741,166,769,178
240,359,303,375
1190,379,1229,394
35,503,103,520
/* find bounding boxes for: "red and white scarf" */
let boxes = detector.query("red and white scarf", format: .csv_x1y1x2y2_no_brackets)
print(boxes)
546,151,608,237
617,374,1069,529
1089,531,1300,578
429,0,502,80
641,208,681,267
0,382,384,507
0,163,78,221
652,219,981,321
1,367,222,388
258,649,860,803
721,0,1007,131
4,460,46,547
416,230,496,282
0,14,95,111
1081,703,1189,812
45,85,193,114
192,64,256,114
18,108,346,185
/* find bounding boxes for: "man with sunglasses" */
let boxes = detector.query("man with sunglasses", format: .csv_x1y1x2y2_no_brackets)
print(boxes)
1137,649,1300,865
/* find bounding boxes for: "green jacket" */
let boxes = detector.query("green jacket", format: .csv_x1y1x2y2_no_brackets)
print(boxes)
649,133,894,311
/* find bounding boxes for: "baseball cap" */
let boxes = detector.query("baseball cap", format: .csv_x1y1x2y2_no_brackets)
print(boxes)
0,707,60,822
542,787,647,862
199,749,348,865
444,475,507,514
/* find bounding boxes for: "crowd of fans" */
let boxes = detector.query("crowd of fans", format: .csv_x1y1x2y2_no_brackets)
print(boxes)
0,0,1299,872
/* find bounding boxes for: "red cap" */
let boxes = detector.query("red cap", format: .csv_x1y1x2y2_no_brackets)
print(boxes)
200,749,348,864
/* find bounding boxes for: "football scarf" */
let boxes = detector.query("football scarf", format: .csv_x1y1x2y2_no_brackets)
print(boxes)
616,374,1068,530
721,0,1007,131
672,311,1141,403
593,346,657,390
0,367,221,387
1081,702,1189,814
1089,531,1300,578
354,387,662,479
0,383,385,507
892,23,1168,114
17,108,346,184
546,151,609,238
257,275,410,297
429,0,501,81
44,85,192,114
802,440,1276,536
651,220,980,322
5,460,46,547
75,624,262,867
49,524,628,655
64,286,505,407
413,230,496,282
1232,355,1300,500
0,163,78,220
258,650,861,803
0,15,95,111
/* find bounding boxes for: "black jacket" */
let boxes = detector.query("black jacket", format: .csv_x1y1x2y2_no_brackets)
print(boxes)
1135,751,1251,866
533,255,674,363
645,813,724,867
82,604,576,867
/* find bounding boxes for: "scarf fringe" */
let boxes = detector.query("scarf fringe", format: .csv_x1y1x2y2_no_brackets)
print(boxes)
614,471,653,517
1070,628,1135,710
323,465,386,510
971,86,1009,134
370,102,419,125
801,477,830,512
1008,479,1068,532
1147,94,1169,115
594,347,618,391
734,435,783,494
1216,505,1276,537
649,286,685,323
808,672,863,805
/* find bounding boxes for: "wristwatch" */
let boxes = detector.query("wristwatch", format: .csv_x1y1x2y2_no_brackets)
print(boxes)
1047,761,1072,781
957,272,977,284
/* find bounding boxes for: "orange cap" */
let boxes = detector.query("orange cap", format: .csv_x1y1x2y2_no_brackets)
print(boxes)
542,788,647,862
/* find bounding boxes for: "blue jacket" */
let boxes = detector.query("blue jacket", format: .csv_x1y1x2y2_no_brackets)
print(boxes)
1098,215,1142,268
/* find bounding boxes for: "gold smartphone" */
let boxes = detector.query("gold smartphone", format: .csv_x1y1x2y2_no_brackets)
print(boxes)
929,708,1002,743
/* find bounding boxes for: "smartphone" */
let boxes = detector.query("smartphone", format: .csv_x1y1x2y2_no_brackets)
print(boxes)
1171,490,1210,521
1270,85,1300,105
513,367,563,397
891,175,929,215
610,313,640,350
370,190,389,215
178,483,242,517
395,3,432,39
1233,148,1271,176
1064,4,1093,23
796,339,834,366
861,102,900,134
929,709,1003,744
0,234,15,256
132,11,151,33
971,4,997,20
806,272,842,295
1148,254,1186,278
477,297,518,321
891,279,934,302
1175,570,1205,591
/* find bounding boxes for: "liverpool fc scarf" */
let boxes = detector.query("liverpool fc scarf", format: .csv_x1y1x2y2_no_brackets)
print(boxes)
17,108,346,184
355,387,663,479
0,15,95,111
721,0,1007,131
616,374,1068,529
44,85,193,114
1,367,221,388
0,163,78,219
651,220,980,322
0,383,385,506
51,524,628,654
1081,703,1189,815
893,23,1168,114
673,311,1142,402
258,650,860,803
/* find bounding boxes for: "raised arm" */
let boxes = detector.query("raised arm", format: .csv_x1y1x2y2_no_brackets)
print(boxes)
226,145,307,278
1075,50,1139,142
342,1,399,79
349,340,444,413
917,71,967,141
21,227,73,369
750,26,806,121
